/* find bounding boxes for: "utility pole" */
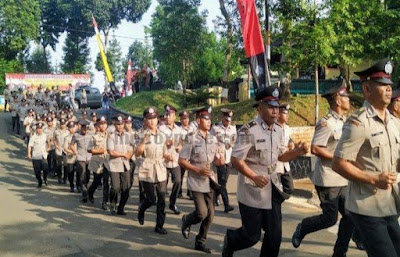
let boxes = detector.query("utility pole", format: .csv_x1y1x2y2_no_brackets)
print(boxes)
314,0,319,124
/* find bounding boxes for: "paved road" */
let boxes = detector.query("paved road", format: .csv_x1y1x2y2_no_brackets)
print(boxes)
0,112,367,257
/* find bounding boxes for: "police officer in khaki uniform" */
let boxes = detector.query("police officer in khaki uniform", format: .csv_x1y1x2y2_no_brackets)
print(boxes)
178,110,193,200
332,59,400,257
107,114,133,215
136,106,169,234
27,122,50,187
70,120,92,201
292,82,355,257
88,116,109,208
124,116,136,188
211,108,236,213
179,106,220,253
23,108,35,146
222,86,308,257
54,118,69,184
159,104,185,215
45,116,57,177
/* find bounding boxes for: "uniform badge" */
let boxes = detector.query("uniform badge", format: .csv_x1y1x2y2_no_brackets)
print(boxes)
149,108,154,114
272,88,279,98
385,61,393,75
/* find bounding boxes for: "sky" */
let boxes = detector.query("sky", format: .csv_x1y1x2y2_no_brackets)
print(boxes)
49,0,221,90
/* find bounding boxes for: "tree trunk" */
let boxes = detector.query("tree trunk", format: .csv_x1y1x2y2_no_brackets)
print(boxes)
315,63,319,125
218,0,232,88
339,64,353,92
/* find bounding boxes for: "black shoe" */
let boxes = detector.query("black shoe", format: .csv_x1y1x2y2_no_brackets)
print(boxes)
117,209,127,215
101,202,108,210
138,209,144,225
82,198,88,203
222,233,233,257
44,179,48,185
88,196,94,203
181,215,190,239
37,183,42,188
187,192,194,200
292,223,305,248
194,242,211,254
58,179,62,184
215,199,220,206
224,205,234,213
178,194,183,199
154,227,168,235
169,204,181,215
70,187,74,192
77,188,82,193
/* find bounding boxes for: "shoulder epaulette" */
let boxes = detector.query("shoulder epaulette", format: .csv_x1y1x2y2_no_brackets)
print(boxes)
248,120,257,128
350,107,365,119
322,113,332,120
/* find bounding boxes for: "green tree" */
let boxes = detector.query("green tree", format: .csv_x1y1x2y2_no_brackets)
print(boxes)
126,37,153,68
149,0,207,88
95,38,124,81
0,0,41,60
61,35,91,73
24,45,53,73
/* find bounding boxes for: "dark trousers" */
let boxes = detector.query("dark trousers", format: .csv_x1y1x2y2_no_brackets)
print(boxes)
139,180,167,228
88,166,110,203
76,161,90,197
167,166,181,206
129,161,136,188
47,149,57,174
350,212,400,257
110,169,130,211
25,133,30,147
225,186,282,257
32,159,48,186
4,100,8,111
300,186,354,256
186,190,215,245
12,116,20,133
215,163,231,207
66,163,76,190
56,154,67,181
179,166,192,197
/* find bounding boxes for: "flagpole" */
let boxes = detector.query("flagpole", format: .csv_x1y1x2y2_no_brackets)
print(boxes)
264,0,271,87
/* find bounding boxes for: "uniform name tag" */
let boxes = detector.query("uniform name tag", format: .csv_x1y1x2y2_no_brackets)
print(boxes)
195,144,202,147
371,131,383,137
257,139,266,143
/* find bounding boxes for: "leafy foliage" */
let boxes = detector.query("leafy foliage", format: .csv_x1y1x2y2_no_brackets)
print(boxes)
24,45,53,73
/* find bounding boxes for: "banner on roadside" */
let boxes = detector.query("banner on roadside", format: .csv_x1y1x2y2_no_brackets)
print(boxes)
5,73,91,91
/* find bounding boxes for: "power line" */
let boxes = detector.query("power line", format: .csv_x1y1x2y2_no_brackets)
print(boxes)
41,23,147,41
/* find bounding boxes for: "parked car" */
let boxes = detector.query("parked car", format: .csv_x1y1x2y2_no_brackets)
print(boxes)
61,86,102,109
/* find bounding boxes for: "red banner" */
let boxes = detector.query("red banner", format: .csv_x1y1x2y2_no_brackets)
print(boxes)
236,0,265,58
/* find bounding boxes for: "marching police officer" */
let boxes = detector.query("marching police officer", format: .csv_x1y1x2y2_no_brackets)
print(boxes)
222,85,308,257
88,116,109,208
54,118,69,184
107,114,133,215
179,105,220,253
292,81,355,257
332,58,400,257
136,106,169,234
64,121,78,192
70,120,93,201
178,110,193,200
27,122,50,187
211,108,236,213
159,104,185,215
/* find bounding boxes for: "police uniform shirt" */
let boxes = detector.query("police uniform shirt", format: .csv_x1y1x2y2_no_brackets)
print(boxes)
44,126,56,150
10,101,18,117
135,129,167,183
88,121,96,135
232,115,286,210
334,101,400,217
24,116,34,134
309,110,348,187
34,105,44,115
276,123,292,173
179,130,218,193
125,129,136,161
18,105,28,122
63,132,76,164
211,122,237,164
159,123,185,168
107,125,116,134
107,130,131,172
28,133,49,160
54,128,69,156
35,91,43,101
88,132,108,174
71,133,92,162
